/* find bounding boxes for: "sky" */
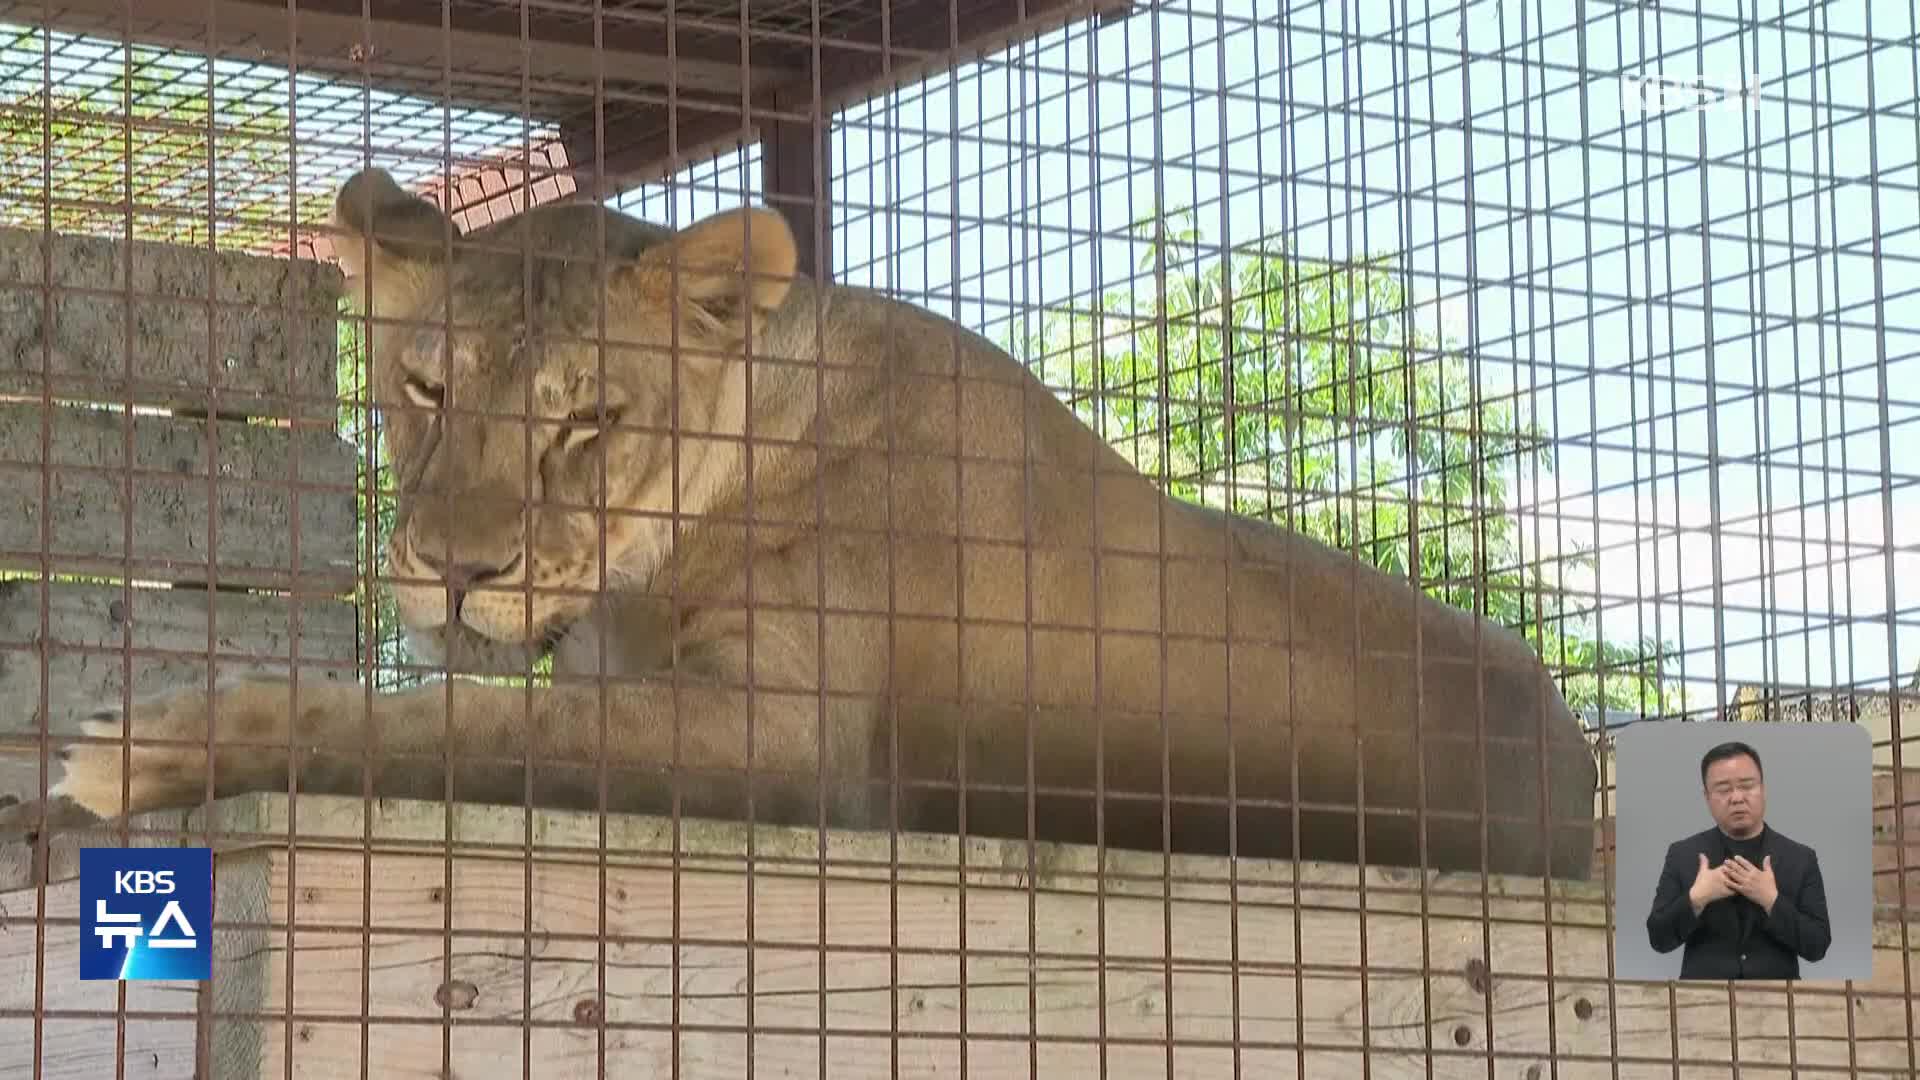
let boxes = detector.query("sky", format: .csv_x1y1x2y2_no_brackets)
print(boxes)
2,1,1914,707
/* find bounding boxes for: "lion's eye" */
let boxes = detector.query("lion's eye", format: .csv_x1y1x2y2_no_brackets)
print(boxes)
402,376,445,409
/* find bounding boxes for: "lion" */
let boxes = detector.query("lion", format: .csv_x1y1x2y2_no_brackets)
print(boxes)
0,167,1598,881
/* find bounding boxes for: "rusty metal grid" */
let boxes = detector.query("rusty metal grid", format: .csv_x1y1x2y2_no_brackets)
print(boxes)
0,15,571,252
0,0,1912,1077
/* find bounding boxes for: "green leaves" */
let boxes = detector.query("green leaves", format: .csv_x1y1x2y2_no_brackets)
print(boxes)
0,35,305,248
1007,209,1685,717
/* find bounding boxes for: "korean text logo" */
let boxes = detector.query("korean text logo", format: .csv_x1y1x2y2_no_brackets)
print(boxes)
79,847,212,981
1619,72,1764,115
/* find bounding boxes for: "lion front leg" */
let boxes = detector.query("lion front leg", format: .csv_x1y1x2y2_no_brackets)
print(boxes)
31,675,876,831
373,678,880,829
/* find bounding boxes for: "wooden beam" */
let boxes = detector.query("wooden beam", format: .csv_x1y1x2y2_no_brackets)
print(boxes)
22,0,787,103
0,792,1915,1076
556,103,760,205
762,88,833,282
543,0,1133,236
807,0,1137,113
527,0,1135,210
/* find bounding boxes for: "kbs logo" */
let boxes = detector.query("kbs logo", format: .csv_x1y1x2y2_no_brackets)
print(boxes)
79,848,212,981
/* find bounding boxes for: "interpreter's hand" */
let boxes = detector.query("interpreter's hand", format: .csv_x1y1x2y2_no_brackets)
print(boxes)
1722,854,1780,914
1688,851,1735,912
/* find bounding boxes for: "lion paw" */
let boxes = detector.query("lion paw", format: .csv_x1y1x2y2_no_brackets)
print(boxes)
49,690,225,820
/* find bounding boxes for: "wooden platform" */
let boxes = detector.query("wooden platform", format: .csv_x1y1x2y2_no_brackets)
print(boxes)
0,793,1914,1079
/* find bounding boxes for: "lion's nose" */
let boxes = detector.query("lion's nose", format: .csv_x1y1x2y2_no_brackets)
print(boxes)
414,549,524,616
416,549,521,588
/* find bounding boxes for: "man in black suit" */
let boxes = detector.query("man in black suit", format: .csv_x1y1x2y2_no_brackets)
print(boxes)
1645,740,1831,979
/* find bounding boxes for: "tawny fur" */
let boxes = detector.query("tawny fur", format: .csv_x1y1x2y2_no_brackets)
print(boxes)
7,168,1598,880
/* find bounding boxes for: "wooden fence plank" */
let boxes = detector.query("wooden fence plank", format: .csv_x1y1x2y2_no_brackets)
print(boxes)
0,818,270,1080
0,226,342,420
0,580,359,800
1872,769,1920,910
0,794,1912,1078
0,402,358,589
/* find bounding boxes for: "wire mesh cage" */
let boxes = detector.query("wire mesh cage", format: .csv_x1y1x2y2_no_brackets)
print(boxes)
0,0,1914,1076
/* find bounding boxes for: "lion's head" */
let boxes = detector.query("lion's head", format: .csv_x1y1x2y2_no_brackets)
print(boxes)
330,167,798,672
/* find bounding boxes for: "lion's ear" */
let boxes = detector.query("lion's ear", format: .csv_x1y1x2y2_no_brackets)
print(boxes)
331,167,457,313
633,207,797,342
